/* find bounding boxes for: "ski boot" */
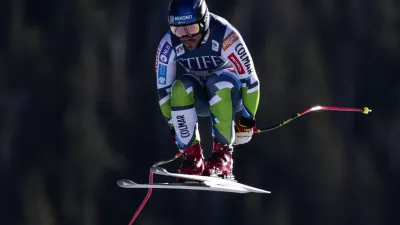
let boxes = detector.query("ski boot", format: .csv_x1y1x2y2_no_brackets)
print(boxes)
203,142,234,180
177,142,205,182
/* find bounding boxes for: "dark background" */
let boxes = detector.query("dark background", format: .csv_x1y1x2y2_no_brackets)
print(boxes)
1,0,399,225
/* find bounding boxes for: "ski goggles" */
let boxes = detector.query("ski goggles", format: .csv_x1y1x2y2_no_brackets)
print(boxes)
170,23,201,38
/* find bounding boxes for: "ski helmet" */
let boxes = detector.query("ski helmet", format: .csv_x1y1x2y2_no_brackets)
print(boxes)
168,0,210,37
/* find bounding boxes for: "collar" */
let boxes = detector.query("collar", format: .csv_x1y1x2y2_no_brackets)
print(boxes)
201,28,210,44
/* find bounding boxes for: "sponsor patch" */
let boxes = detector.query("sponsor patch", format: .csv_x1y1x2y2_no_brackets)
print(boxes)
170,15,193,24
159,42,173,64
228,53,245,74
177,56,225,70
158,64,167,85
177,115,190,138
222,31,239,51
175,43,185,57
212,40,219,52
235,43,252,74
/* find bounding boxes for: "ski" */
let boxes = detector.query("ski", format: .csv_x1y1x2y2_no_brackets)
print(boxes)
117,167,270,194
150,167,270,194
117,179,251,193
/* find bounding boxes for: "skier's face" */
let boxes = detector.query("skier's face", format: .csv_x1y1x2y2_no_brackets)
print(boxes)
170,23,203,50
180,33,202,50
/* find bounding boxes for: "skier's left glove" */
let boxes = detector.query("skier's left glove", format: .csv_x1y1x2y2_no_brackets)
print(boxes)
233,116,256,145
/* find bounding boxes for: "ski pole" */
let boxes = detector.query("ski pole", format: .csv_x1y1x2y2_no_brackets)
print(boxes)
254,106,371,134
127,153,184,225
127,106,371,224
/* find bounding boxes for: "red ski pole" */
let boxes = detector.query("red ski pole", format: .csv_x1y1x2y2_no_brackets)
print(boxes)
254,106,372,134
127,153,183,225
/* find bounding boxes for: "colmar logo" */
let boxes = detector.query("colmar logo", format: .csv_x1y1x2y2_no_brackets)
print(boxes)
222,31,239,51
235,43,252,74
177,115,190,138
228,53,245,74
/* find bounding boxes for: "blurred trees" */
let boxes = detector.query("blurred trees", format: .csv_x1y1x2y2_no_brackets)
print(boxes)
0,0,399,225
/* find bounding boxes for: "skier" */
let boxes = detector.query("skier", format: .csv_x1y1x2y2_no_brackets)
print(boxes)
155,0,260,178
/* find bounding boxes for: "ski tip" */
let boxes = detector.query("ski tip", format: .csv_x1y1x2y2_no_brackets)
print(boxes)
117,179,136,187
246,189,271,194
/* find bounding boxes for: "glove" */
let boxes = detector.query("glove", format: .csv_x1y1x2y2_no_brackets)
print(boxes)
233,116,256,145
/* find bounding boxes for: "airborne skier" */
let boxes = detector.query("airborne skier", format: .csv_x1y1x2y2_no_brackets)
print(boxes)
155,0,260,178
